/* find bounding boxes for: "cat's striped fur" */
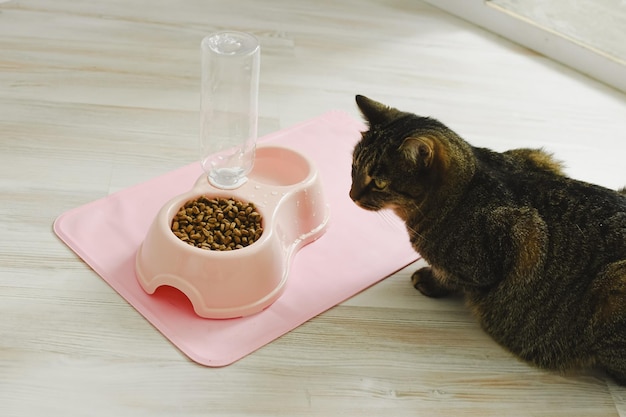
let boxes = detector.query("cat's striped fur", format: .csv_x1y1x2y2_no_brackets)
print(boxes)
350,95,626,384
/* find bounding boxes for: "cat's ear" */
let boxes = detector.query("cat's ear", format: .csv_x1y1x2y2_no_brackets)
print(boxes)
400,136,435,168
356,95,403,126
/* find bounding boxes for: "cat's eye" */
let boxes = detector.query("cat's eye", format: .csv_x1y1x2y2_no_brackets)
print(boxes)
373,178,388,190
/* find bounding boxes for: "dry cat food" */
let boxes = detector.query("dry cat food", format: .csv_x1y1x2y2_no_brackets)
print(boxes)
171,196,263,251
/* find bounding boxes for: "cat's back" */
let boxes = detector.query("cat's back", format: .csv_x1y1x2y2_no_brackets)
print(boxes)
472,146,626,258
453,147,626,370
473,146,625,217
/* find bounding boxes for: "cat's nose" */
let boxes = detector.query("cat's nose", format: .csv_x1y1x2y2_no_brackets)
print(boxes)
349,185,359,202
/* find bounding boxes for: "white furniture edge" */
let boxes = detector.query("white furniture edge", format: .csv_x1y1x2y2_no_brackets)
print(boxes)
423,0,626,94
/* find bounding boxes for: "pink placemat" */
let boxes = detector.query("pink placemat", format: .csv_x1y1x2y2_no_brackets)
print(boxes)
53,111,419,366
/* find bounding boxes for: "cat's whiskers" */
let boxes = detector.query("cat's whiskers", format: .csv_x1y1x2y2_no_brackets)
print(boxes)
376,209,403,231
404,199,426,220
404,222,428,244
402,200,430,243
376,207,429,244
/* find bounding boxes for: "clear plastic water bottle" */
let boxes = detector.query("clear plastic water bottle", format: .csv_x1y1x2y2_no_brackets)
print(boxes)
200,31,260,189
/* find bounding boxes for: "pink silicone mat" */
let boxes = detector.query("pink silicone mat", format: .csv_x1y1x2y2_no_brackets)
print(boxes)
53,111,419,366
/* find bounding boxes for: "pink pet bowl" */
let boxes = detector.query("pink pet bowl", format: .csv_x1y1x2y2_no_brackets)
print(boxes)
135,145,330,319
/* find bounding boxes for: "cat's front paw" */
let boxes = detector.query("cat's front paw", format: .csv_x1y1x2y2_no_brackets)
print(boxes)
411,267,455,298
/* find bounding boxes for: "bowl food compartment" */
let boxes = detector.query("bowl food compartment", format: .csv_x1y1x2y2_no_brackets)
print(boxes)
135,145,330,319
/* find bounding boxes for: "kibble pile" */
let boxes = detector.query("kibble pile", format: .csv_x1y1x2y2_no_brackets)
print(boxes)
171,196,263,251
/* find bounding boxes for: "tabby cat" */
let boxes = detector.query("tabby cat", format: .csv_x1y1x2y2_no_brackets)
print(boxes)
349,95,626,384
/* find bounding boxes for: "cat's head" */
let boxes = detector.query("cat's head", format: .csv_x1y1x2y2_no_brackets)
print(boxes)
349,95,468,219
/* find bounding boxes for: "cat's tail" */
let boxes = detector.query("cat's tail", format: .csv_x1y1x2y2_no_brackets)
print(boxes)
505,148,565,175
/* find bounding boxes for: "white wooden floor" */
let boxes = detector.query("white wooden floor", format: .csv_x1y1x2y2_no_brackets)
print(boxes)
1,1,625,416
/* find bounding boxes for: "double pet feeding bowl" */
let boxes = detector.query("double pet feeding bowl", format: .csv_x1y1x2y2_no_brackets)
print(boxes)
135,32,329,319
